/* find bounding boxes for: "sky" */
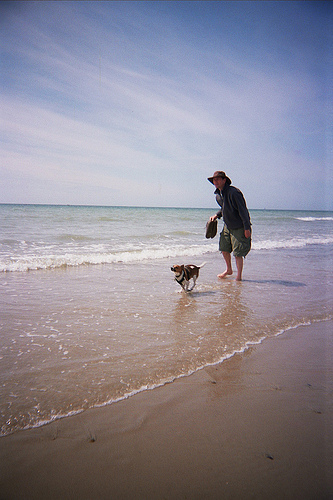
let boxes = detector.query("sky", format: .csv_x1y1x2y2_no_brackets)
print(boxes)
1,0,332,210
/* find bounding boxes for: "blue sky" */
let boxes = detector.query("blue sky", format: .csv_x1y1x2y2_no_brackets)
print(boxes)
1,0,332,210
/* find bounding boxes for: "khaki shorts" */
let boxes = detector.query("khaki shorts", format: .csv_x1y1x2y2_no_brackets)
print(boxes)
219,225,251,257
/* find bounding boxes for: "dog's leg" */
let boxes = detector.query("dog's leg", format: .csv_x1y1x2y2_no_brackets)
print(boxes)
188,277,197,292
188,276,197,292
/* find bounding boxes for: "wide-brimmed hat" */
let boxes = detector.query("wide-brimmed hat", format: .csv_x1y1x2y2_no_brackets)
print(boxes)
207,171,231,185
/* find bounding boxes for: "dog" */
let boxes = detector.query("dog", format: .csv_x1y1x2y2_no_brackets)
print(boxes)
171,262,206,292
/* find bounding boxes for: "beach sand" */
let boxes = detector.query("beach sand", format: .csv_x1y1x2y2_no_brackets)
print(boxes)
0,320,332,500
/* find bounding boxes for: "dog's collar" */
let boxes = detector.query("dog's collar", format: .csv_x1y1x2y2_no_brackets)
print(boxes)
175,267,190,284
175,270,185,284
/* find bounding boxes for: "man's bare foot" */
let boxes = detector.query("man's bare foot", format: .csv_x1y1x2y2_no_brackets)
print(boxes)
217,269,233,279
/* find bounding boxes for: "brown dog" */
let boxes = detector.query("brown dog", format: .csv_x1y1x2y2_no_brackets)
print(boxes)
171,262,206,292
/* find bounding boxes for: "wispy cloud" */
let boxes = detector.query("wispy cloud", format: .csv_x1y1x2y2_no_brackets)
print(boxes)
1,1,331,209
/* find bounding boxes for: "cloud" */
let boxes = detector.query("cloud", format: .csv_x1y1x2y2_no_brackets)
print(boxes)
0,1,331,209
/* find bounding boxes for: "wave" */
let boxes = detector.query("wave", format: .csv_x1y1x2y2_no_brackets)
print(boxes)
295,216,333,222
1,233,333,272
57,234,94,242
253,235,333,251
0,243,216,272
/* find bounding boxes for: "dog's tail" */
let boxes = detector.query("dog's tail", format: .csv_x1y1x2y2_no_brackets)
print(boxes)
199,261,207,268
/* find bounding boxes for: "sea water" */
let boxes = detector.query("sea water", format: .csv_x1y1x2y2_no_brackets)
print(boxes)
0,204,332,436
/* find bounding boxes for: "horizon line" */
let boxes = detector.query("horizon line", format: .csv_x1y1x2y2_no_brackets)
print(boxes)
0,203,331,212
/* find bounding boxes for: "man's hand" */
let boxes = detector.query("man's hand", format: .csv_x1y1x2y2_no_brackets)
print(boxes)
210,215,218,222
244,229,251,239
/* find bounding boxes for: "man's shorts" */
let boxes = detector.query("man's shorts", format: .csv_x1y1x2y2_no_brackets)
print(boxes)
219,225,251,257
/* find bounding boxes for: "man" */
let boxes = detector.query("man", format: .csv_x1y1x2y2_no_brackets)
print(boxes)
208,171,251,281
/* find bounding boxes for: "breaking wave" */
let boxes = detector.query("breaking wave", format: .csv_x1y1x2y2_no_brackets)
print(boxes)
1,233,333,272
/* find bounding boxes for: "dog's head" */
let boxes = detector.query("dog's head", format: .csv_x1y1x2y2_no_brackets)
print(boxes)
171,264,184,275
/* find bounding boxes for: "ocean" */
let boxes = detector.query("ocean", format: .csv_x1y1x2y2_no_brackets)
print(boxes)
1,204,332,436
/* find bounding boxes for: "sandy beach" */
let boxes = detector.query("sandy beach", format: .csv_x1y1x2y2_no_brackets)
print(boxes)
0,320,332,499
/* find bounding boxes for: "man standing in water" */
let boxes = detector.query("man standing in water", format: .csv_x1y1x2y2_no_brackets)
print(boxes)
208,171,251,281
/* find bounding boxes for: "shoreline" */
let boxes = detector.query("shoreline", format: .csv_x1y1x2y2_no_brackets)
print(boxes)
1,318,327,439
0,320,332,499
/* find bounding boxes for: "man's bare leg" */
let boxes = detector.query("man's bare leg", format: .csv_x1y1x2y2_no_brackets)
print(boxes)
218,251,233,278
235,256,244,281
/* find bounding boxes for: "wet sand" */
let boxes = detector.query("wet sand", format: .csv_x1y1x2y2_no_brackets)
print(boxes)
0,320,332,500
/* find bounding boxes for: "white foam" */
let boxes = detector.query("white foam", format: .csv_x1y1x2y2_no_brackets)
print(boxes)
253,235,333,251
295,216,333,222
0,243,216,272
2,232,333,272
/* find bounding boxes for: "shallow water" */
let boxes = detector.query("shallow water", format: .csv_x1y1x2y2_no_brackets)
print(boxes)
1,205,332,435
